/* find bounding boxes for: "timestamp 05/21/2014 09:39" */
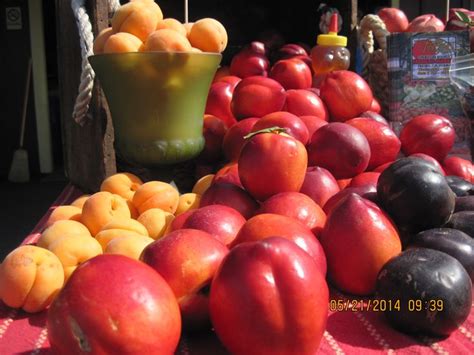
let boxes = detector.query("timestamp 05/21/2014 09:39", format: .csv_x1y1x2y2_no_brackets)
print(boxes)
329,298,445,313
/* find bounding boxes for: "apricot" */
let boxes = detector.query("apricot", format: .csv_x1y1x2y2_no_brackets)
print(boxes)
45,205,82,228
183,22,194,36
175,193,201,215
101,218,149,236
130,0,163,21
0,245,64,313
93,27,113,54
38,220,92,249
70,194,90,209
188,18,227,53
100,172,143,201
81,192,131,236
132,181,180,214
127,200,139,219
143,29,192,52
47,234,102,281
103,32,143,53
95,230,146,251
104,234,154,260
156,18,187,37
137,208,174,239
192,174,215,195
112,2,160,42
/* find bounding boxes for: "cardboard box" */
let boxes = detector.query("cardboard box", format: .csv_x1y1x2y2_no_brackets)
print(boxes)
387,30,471,160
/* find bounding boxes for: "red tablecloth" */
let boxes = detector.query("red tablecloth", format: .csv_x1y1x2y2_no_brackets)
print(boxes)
1,184,474,354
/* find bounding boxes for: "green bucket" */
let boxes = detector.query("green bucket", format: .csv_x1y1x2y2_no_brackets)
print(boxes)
89,51,221,166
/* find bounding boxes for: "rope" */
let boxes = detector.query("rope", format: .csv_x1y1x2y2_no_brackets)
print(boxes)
359,14,390,114
359,14,389,80
70,0,121,125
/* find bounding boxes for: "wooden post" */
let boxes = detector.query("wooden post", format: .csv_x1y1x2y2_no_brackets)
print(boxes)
55,0,116,193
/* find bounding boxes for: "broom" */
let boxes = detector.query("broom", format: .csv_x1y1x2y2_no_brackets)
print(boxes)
8,58,32,183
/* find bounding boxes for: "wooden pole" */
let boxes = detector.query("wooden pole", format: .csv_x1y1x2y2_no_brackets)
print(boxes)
55,0,116,192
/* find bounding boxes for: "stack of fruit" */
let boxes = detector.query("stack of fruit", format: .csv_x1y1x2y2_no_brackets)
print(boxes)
1,6,474,353
93,0,227,54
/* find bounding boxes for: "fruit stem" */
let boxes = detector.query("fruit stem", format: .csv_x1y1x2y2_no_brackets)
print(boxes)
243,126,287,140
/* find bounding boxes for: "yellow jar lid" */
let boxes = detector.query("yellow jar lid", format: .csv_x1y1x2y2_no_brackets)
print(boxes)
317,32,347,47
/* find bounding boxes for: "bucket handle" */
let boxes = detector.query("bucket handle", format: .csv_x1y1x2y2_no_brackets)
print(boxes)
70,0,121,125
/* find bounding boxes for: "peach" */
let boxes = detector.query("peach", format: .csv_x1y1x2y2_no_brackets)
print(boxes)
0,245,64,313
192,174,215,195
137,208,174,240
47,234,102,281
111,2,160,41
100,172,144,201
143,29,192,52
81,192,131,236
132,181,180,215
70,194,90,209
156,18,187,37
188,18,228,53
176,193,201,216
104,234,155,260
93,27,113,54
45,205,82,228
103,32,143,53
38,220,92,249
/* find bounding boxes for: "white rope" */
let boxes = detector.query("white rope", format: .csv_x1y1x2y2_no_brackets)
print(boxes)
70,0,120,125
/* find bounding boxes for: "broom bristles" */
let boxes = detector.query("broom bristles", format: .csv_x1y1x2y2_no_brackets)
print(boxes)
8,149,30,183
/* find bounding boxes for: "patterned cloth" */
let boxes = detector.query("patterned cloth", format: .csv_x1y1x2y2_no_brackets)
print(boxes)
1,185,473,354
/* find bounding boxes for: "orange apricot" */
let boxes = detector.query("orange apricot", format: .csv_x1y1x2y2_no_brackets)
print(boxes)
95,230,145,251
0,245,64,313
101,218,149,236
93,27,114,54
137,208,174,239
47,234,102,281
188,18,228,53
130,0,163,21
38,220,92,249
143,29,192,52
70,194,90,209
132,181,180,214
104,234,154,260
183,22,194,37
191,174,215,195
100,172,143,201
45,205,82,228
175,193,200,215
112,2,160,41
156,18,187,37
103,32,143,53
80,192,131,236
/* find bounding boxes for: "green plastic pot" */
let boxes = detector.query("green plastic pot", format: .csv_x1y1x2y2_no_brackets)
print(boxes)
89,51,221,166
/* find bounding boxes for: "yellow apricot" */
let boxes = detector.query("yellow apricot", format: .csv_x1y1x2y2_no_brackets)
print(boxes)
0,245,64,313
192,174,215,195
38,220,92,249
188,18,228,53
103,32,143,53
104,234,155,260
156,18,187,37
112,2,159,42
143,29,192,52
93,27,114,54
137,208,174,239
175,193,200,215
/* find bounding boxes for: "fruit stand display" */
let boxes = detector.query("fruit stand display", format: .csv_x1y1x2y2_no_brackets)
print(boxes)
1,1,474,354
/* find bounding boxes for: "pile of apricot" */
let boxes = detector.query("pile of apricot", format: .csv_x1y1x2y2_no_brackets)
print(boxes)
0,172,212,313
93,0,227,54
